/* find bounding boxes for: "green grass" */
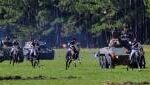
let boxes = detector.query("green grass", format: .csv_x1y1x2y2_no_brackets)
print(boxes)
0,46,150,85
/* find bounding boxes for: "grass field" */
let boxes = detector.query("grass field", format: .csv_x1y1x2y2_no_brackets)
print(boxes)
0,46,150,85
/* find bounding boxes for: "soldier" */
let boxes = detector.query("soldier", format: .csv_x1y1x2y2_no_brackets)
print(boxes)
68,38,78,59
68,38,77,51
121,25,134,41
1,36,11,47
12,39,20,47
121,26,129,40
10,38,20,56
129,38,139,61
111,27,121,39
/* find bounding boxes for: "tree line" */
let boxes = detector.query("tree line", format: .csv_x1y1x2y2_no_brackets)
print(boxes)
0,0,150,47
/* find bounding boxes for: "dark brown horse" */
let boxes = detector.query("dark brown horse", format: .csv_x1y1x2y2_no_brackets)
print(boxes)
66,43,80,70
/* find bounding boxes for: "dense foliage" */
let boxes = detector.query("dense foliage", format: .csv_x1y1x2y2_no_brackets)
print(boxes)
0,0,149,46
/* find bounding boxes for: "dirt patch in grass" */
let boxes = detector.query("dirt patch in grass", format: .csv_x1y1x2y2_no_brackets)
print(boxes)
103,81,150,85
0,75,47,80
0,75,81,80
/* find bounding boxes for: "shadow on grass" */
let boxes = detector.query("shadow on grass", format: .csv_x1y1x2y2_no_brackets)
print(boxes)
103,81,150,85
0,75,81,80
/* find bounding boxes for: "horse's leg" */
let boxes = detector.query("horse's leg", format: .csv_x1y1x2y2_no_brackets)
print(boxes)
66,57,71,70
10,56,12,64
35,56,39,67
15,54,18,64
33,60,36,68
66,51,71,70
30,59,34,67
143,56,146,68
73,60,76,67
137,58,141,71
131,60,134,71
126,64,129,71
66,59,69,70
17,54,20,63
141,55,146,69
12,56,15,66
135,52,141,71
68,59,72,68
37,56,40,67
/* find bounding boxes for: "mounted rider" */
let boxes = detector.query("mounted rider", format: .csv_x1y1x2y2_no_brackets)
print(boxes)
30,39,40,57
68,38,78,59
10,38,20,56
1,36,12,48
129,38,139,61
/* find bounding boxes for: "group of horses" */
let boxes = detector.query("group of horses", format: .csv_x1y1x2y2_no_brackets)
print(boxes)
0,41,40,68
95,38,146,71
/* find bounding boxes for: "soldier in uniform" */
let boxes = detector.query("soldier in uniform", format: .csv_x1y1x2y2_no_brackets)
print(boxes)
68,38,78,59
129,38,139,61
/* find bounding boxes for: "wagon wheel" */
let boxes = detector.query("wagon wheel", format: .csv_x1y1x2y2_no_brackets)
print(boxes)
105,54,114,69
99,55,107,69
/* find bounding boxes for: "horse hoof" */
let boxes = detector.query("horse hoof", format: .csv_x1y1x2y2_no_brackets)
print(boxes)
126,68,129,71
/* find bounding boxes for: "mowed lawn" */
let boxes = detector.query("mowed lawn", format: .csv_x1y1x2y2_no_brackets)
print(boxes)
0,46,150,85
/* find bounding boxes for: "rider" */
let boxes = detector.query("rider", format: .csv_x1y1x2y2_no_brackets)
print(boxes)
121,25,134,42
68,38,78,58
10,38,20,56
12,39,20,47
129,38,139,61
121,26,129,40
111,27,121,39
1,36,11,47
30,39,40,57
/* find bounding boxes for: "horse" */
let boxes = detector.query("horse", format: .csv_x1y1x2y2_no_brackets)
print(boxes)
126,43,145,71
10,46,20,66
29,46,40,68
66,43,80,70
138,43,146,69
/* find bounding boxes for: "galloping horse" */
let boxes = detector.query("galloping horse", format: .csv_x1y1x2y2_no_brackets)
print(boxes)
66,43,80,70
10,46,20,66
